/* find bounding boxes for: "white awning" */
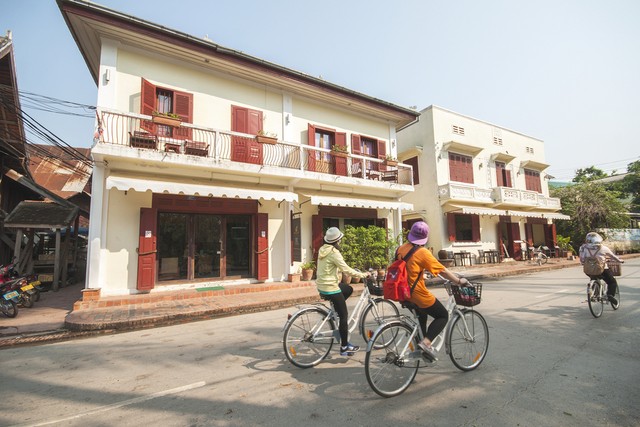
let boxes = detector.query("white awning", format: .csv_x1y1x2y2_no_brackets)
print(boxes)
450,205,507,216
542,213,571,220
507,210,544,218
307,195,413,211
106,175,298,202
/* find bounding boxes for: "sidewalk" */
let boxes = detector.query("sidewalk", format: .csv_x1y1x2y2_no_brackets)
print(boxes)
0,256,614,348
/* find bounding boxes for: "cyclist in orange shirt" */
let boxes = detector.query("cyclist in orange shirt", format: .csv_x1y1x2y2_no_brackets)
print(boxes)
396,221,468,361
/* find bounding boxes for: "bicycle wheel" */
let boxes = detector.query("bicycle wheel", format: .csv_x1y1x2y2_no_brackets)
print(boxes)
447,309,489,371
611,284,620,310
588,280,604,318
365,321,420,398
359,298,399,345
283,307,335,368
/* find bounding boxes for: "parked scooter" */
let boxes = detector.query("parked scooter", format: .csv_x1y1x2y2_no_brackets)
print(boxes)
0,262,41,308
0,282,19,318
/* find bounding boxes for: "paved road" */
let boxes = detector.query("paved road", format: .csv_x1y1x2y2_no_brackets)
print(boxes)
1,261,638,427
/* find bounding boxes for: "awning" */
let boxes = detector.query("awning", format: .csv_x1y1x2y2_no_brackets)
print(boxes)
490,152,516,164
507,210,544,218
106,175,298,202
442,140,483,157
449,205,507,216
542,213,571,220
519,160,550,171
306,195,413,210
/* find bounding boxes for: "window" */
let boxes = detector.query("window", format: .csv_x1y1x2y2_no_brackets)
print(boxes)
141,78,193,139
524,169,542,193
448,152,474,184
405,156,420,185
496,161,512,187
453,125,465,135
447,213,480,242
526,146,535,154
493,137,503,145
350,134,387,177
316,128,334,162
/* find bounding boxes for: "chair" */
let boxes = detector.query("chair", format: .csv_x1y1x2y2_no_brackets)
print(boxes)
477,250,485,264
129,131,158,149
185,140,209,156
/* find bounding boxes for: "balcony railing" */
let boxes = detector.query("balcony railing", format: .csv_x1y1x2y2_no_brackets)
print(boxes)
96,110,413,185
439,182,561,210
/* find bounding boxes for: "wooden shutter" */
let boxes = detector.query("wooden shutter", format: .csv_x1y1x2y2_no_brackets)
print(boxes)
525,223,533,246
351,134,362,177
496,162,505,187
256,213,269,280
447,213,456,242
471,215,480,242
307,124,316,172
247,109,263,164
172,91,193,140
137,207,157,291
377,139,387,171
140,78,156,133
334,132,347,176
232,106,263,164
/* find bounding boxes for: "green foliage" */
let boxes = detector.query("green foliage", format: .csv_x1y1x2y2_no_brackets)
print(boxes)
340,225,398,270
551,182,629,247
300,260,316,270
555,234,575,253
572,166,608,183
620,160,640,212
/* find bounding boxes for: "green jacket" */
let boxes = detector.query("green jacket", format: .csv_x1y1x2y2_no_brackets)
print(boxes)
316,244,367,294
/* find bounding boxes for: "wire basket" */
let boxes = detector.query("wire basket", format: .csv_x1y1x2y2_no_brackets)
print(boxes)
448,283,482,307
366,278,384,296
608,260,622,277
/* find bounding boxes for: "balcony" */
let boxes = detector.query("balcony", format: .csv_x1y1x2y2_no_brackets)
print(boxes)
96,110,413,187
439,183,561,211
438,183,494,204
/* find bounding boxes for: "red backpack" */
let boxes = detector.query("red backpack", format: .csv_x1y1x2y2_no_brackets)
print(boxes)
383,245,421,302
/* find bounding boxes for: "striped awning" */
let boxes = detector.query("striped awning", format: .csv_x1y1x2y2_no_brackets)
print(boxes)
305,194,413,210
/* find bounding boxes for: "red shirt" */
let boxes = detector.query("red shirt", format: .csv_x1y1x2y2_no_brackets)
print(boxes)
396,243,445,308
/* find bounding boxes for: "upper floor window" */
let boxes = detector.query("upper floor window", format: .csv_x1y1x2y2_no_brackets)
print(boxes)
524,169,542,193
496,161,512,187
351,134,387,176
405,156,420,185
141,78,193,139
449,152,473,184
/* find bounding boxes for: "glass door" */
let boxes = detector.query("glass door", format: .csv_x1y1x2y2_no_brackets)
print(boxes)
226,215,251,277
194,214,221,279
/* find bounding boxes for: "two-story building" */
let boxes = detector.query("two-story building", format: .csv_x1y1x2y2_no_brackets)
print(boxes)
58,0,419,296
397,105,569,263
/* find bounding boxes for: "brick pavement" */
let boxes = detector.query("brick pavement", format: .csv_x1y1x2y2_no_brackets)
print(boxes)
3,255,633,348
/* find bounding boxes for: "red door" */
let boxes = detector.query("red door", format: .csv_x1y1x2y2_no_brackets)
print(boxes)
256,213,268,280
137,208,157,291
232,106,263,164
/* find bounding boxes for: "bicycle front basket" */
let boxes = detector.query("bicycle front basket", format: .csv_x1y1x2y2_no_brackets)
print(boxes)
450,283,482,307
608,260,622,277
366,279,384,296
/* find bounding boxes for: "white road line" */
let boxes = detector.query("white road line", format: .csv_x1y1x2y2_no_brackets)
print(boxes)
535,289,569,298
15,381,206,427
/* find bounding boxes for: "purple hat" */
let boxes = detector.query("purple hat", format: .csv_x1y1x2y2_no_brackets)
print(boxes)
408,221,429,245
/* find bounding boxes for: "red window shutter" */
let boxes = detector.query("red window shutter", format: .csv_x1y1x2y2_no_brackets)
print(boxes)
351,134,362,177
172,90,193,139
505,167,512,187
334,132,347,176
447,213,456,242
137,207,157,291
307,124,316,172
405,156,419,185
465,156,474,184
231,106,263,164
256,213,269,280
377,139,387,171
525,223,533,246
496,162,505,187
471,215,480,242
449,154,458,182
312,214,323,261
140,78,156,133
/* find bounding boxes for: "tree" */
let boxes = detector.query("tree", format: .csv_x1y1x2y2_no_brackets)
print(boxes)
572,166,608,183
620,160,640,212
552,183,628,247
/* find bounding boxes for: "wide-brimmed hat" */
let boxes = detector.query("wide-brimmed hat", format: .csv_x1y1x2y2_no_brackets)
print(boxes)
408,221,429,245
324,227,344,243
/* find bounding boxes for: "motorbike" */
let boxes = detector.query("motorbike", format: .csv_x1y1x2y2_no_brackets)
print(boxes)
0,262,41,309
1,281,19,318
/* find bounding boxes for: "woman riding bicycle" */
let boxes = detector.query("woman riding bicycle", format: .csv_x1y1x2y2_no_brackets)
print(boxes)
316,227,370,356
397,221,468,361
579,232,623,306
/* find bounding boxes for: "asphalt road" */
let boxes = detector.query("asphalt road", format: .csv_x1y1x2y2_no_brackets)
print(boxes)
1,261,638,427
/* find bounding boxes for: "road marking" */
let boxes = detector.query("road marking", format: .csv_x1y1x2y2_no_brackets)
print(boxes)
535,289,569,298
16,381,206,427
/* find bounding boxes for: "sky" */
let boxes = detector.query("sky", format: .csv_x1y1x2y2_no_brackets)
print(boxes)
2,0,639,182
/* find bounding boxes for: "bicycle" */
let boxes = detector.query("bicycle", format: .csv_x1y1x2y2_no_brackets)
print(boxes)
529,246,549,265
364,279,489,397
586,260,621,318
283,274,399,368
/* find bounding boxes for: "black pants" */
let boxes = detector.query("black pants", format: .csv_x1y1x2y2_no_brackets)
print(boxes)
415,298,449,342
599,269,618,297
322,283,353,347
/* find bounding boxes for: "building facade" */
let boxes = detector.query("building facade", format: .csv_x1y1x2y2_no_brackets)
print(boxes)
58,0,418,296
397,105,569,263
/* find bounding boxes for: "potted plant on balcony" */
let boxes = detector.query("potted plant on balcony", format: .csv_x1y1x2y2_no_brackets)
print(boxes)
300,261,316,281
384,155,398,167
151,111,182,127
331,144,349,158
255,130,278,144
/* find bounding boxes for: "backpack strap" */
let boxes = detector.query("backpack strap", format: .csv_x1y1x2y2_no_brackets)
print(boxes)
403,244,423,296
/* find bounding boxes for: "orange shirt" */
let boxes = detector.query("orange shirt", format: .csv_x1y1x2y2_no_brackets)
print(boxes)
396,243,445,308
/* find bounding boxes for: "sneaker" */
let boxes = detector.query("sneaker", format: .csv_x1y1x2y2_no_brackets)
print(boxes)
340,343,360,356
418,341,438,361
608,295,618,306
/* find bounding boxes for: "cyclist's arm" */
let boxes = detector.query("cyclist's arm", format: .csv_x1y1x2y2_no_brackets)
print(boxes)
332,250,369,278
601,246,623,263
439,268,468,285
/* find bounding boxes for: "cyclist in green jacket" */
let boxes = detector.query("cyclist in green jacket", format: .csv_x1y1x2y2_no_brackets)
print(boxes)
316,227,370,356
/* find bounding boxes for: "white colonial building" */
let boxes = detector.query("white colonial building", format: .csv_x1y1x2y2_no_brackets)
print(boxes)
397,105,569,264
58,0,418,296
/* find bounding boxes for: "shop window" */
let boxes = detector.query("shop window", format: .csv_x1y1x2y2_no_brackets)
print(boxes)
447,213,480,242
